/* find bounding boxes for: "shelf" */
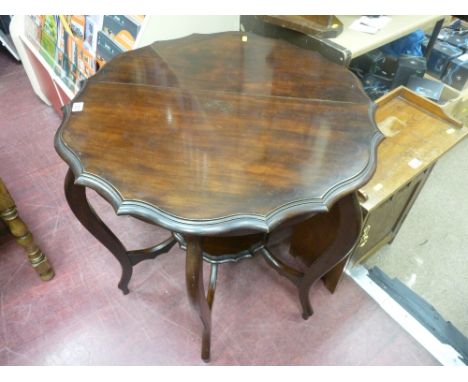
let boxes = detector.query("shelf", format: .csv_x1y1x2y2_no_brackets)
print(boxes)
329,15,446,59
12,16,241,113
19,32,75,101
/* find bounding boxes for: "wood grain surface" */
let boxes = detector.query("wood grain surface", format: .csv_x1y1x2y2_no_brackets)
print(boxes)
55,32,382,235
360,87,468,212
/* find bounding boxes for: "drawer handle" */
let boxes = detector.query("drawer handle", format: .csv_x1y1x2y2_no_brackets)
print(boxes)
359,224,371,248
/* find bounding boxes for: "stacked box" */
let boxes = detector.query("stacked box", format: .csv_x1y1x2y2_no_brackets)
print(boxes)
441,53,468,91
446,32,468,52
424,40,463,78
392,55,426,89
437,18,468,51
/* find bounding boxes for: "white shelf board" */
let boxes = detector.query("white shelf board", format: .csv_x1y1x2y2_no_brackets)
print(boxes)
330,15,446,58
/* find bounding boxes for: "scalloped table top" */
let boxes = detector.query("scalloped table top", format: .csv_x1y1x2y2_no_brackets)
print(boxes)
55,32,383,235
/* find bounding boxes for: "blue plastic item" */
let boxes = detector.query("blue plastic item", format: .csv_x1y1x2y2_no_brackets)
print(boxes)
380,29,426,57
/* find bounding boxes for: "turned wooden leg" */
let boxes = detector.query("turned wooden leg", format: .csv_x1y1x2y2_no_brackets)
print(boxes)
185,235,215,362
0,179,54,281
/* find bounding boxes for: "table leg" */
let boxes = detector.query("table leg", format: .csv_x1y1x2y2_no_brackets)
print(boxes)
64,169,176,294
0,206,55,281
260,193,362,319
296,193,362,319
65,169,132,293
185,235,216,362
0,178,54,281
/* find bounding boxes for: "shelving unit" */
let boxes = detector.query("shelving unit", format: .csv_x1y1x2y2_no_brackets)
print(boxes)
20,31,75,100
11,15,240,114
241,15,447,65
329,15,445,60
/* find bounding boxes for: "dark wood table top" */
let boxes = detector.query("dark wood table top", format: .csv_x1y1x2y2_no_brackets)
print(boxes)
55,32,383,235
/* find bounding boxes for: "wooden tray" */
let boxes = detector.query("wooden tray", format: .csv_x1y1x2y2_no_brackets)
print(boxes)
359,86,468,212
257,15,343,38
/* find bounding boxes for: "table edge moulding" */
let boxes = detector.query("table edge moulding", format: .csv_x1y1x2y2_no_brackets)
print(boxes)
54,32,384,362
55,102,382,236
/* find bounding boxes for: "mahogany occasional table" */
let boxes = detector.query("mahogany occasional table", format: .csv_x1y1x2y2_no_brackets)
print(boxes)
55,32,383,361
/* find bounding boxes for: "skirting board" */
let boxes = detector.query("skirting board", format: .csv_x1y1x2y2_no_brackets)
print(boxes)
347,264,465,366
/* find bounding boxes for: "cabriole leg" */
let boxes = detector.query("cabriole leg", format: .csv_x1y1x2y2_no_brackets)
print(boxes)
298,193,362,319
64,169,132,294
185,235,214,362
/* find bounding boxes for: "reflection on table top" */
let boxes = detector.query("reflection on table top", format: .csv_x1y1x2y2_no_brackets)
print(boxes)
56,32,383,234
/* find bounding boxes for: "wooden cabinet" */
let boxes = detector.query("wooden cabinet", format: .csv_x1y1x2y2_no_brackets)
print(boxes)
294,87,468,293
350,87,468,265
353,166,433,263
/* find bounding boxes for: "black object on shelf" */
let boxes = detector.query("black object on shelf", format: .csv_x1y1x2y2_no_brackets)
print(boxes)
446,33,468,52
349,50,386,79
442,53,468,91
423,40,463,78
392,55,427,89
374,55,398,81
436,22,468,51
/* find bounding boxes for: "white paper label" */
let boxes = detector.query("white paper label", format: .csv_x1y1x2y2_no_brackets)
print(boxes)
72,102,84,112
373,183,383,191
408,158,422,169
446,128,456,134
349,16,391,34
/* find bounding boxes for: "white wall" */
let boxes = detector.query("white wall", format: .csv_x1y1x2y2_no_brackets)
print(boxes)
135,15,240,48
